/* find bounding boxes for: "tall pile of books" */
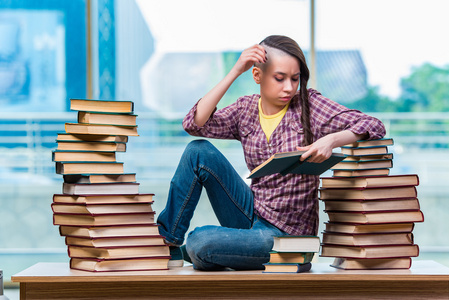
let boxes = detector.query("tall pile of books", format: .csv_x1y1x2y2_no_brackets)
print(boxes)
263,235,320,273
52,99,169,272
319,138,424,270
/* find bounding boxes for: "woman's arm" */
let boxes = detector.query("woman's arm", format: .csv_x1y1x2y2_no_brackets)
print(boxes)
194,45,266,127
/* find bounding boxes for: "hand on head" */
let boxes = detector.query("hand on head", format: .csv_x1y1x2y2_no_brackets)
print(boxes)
233,45,267,75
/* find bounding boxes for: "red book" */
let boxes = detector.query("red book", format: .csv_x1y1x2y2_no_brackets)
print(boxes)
59,224,160,238
325,210,424,224
70,256,170,272
51,202,154,215
65,235,166,247
53,212,155,226
53,193,154,204
319,185,418,200
320,244,419,259
67,244,169,259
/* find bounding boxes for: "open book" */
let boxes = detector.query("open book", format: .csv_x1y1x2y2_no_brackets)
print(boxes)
248,150,346,179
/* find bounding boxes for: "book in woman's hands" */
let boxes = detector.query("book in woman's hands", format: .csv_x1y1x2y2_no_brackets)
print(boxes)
248,150,346,179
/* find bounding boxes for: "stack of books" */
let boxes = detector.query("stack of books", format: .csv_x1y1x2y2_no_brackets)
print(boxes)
263,235,320,273
319,138,424,270
52,99,169,272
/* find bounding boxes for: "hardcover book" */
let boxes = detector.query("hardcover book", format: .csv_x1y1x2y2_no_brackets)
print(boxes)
51,202,153,215
262,262,312,273
331,159,393,170
56,133,128,143
57,141,126,152
67,244,169,259
53,212,155,226
62,182,140,195
330,257,412,270
59,224,160,238
321,198,420,212
70,257,170,272
65,123,138,136
323,222,415,234
78,111,137,126
319,185,418,200
272,235,320,253
320,244,419,259
344,138,394,148
332,169,390,177
268,251,315,264
65,235,166,247
248,151,346,179
52,151,117,162
63,173,137,184
325,210,424,224
320,174,419,188
322,232,414,246
56,162,124,175
53,193,154,204
70,99,134,113
341,146,388,156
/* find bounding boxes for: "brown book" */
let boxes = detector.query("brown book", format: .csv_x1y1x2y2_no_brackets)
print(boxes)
55,162,124,175
333,169,390,177
320,244,419,259
59,224,160,238
248,151,345,179
67,244,169,259
57,133,128,143
324,222,415,234
65,235,165,247
51,202,153,215
320,175,419,188
331,159,393,170
78,111,137,126
344,138,394,148
262,262,312,273
326,210,424,224
343,153,393,162
268,251,315,264
53,194,154,204
70,257,169,272
321,198,420,212
322,232,414,246
63,173,137,184
57,141,126,152
70,99,134,113
272,235,321,253
330,257,412,270
319,186,417,200
65,123,138,136
52,151,116,162
62,182,140,195
53,212,155,226
341,146,388,156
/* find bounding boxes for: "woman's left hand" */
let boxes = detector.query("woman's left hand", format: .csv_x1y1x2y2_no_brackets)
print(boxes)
296,136,334,163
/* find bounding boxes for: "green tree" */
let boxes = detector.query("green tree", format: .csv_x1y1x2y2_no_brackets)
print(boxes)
347,86,397,112
399,63,449,112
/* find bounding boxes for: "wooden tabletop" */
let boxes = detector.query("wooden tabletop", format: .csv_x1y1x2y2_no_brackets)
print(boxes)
12,260,449,283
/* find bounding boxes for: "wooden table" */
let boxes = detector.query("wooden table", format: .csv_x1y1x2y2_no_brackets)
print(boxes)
12,260,449,299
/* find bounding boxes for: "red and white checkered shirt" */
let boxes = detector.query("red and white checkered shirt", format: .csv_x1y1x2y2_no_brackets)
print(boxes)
183,89,386,235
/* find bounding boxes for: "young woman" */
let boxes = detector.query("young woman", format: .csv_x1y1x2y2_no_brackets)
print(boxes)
157,35,386,270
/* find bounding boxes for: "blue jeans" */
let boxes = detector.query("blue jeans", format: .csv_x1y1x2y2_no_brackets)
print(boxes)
157,140,286,270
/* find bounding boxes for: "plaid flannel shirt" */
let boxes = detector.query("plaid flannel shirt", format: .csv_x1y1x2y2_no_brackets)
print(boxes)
183,88,386,235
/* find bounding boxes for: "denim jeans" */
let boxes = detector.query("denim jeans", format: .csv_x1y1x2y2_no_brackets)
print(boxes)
157,140,286,270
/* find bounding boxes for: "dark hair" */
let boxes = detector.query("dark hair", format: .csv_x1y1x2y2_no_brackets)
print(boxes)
259,35,314,146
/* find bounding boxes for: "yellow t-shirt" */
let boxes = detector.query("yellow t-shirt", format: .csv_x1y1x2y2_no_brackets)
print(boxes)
258,98,289,142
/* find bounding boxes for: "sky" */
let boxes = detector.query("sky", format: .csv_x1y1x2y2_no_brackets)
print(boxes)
137,0,449,98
